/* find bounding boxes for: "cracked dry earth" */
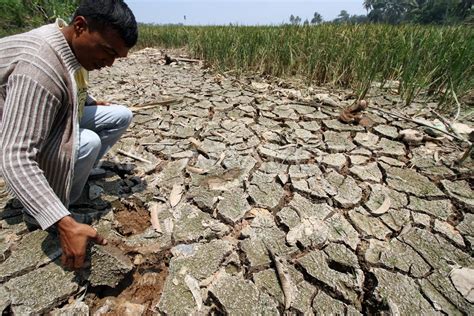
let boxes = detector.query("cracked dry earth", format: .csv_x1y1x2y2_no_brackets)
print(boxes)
1,47,473,315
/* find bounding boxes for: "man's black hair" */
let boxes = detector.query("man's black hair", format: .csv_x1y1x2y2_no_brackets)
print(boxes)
73,0,138,47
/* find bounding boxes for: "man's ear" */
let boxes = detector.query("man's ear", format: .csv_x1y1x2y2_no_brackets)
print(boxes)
72,16,88,35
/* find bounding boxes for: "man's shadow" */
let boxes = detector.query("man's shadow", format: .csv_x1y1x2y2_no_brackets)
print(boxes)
68,160,148,223
1,161,148,225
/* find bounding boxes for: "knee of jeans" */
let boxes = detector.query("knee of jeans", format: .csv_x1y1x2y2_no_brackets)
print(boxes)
81,129,102,155
115,105,133,128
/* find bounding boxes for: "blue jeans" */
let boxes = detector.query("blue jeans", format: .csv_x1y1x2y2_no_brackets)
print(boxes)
69,105,132,204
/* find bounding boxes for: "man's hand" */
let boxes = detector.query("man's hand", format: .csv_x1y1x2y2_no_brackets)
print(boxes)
93,100,111,106
57,216,107,269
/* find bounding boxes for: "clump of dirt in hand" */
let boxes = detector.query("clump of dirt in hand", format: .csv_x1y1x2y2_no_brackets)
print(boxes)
114,203,150,236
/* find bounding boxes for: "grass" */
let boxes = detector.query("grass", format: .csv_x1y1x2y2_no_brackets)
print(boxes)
0,0,78,32
137,23,474,111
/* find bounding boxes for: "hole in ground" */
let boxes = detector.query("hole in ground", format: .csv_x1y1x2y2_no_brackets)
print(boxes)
88,252,170,316
114,201,150,236
327,260,356,275
361,270,390,315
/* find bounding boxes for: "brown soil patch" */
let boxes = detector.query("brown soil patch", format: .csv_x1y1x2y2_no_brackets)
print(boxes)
114,204,150,236
122,266,168,307
89,257,169,315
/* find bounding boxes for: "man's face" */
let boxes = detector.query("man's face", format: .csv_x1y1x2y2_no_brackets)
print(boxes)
71,16,130,71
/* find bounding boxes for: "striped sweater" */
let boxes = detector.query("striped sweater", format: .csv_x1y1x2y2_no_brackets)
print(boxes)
0,23,82,229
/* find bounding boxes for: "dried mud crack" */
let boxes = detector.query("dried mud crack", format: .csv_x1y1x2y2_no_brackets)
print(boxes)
0,47,473,315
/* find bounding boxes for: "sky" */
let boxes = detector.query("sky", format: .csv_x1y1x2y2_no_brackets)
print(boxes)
124,0,368,26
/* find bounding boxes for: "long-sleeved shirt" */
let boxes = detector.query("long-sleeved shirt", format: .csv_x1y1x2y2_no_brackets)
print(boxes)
0,22,82,229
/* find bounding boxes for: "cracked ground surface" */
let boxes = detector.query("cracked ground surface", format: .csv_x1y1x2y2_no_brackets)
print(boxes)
0,48,473,315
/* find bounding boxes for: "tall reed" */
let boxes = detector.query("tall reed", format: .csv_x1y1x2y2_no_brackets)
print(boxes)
138,23,473,110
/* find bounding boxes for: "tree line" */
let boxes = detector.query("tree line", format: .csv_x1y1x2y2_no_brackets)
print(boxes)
1,0,472,35
290,0,474,25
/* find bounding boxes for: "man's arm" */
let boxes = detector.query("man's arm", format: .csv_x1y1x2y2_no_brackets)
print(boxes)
1,74,71,228
1,74,105,269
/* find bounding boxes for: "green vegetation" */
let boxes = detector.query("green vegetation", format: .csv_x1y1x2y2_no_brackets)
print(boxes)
0,0,78,37
294,0,473,25
138,23,473,109
363,0,473,24
1,0,472,110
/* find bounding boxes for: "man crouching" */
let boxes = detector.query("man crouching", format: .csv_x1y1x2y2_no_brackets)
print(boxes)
0,0,138,269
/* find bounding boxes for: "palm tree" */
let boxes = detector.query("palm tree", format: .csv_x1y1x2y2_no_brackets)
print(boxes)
364,0,411,23
363,0,374,10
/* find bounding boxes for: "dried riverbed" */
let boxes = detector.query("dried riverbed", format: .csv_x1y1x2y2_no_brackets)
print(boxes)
0,48,473,315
